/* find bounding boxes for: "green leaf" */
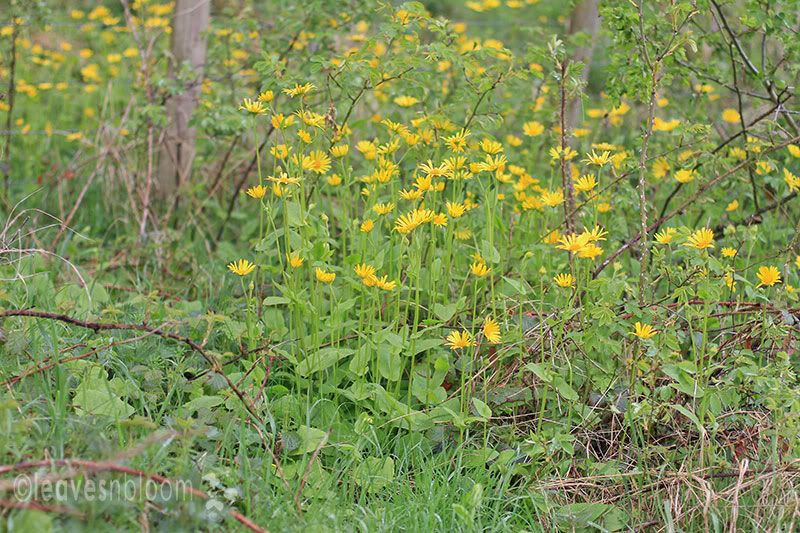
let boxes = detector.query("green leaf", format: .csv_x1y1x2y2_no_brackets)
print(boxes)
353,457,395,492
296,348,354,376
292,425,328,455
471,398,492,419
182,395,224,413
433,302,457,322
552,376,579,402
262,296,290,306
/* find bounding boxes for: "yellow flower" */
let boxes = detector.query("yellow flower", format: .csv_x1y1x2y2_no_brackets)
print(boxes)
482,317,501,344
654,227,677,245
271,113,295,129
784,168,800,192
729,147,746,160
523,121,544,136
674,169,696,183
582,149,612,167
574,174,597,193
446,201,466,218
394,95,419,107
286,252,304,268
360,219,375,232
756,265,781,287
549,146,578,161
283,82,315,98
301,150,332,174
327,174,342,186
297,130,312,144
796,255,800,270
227,259,256,276
726,200,739,212
375,275,397,291
470,262,491,277
246,184,268,199
685,228,715,250
373,202,396,215
553,273,575,288
721,247,737,258
788,144,800,158
446,330,475,350
480,138,503,155
540,189,564,207
315,268,336,283
632,322,657,340
394,207,434,234
721,108,741,124
652,117,680,132
578,243,603,260
330,144,349,158
258,90,274,102
239,98,266,115
444,129,470,152
354,263,376,280
755,160,773,175
271,144,291,159
724,272,736,292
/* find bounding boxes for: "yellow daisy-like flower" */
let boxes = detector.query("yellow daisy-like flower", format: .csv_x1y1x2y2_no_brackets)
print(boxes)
227,259,256,276
685,228,715,250
445,330,475,350
553,273,575,288
470,262,491,277
360,219,375,232
444,129,470,153
283,82,315,98
724,272,736,292
446,201,466,218
374,275,397,291
574,174,597,193
721,247,737,258
286,252,304,268
726,200,739,212
632,322,657,340
522,120,544,137
582,149,612,167
654,227,677,245
394,95,419,107
315,268,336,283
721,108,741,124
756,265,781,287
373,202,396,216
239,98,266,115
301,150,332,174
482,317,501,344
674,169,696,183
245,184,268,199
653,157,670,179
354,263,376,280
330,144,349,158
257,90,274,102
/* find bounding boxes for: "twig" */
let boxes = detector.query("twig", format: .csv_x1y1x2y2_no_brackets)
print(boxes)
0,309,264,425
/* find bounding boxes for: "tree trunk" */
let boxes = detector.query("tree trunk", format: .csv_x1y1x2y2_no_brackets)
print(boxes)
567,0,600,129
156,0,210,200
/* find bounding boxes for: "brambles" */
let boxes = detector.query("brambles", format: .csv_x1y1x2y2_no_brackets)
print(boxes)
1,1,800,531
